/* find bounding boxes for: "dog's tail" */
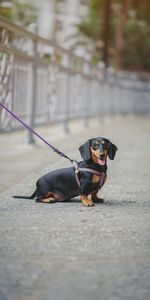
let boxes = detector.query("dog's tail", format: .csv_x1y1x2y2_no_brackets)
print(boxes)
13,190,36,200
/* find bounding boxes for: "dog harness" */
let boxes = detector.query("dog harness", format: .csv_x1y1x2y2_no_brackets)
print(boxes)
74,162,106,193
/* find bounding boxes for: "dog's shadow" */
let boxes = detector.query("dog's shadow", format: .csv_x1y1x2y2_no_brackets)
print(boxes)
67,198,138,207
64,197,80,203
103,199,137,207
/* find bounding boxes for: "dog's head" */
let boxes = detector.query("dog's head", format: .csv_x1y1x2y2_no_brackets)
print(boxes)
79,137,118,166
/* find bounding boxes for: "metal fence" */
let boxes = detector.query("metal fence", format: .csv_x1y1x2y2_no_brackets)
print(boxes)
0,16,150,138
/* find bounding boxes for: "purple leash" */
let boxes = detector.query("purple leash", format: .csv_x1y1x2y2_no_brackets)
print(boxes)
0,102,107,191
0,102,74,163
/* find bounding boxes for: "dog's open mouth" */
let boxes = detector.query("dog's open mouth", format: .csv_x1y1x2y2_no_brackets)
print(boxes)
93,153,106,166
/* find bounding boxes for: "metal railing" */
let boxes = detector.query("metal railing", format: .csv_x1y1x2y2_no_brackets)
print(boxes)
0,16,150,140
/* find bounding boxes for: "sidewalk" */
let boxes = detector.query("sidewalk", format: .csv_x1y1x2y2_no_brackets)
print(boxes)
0,115,150,300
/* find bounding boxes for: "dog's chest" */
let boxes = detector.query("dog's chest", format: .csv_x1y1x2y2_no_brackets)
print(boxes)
92,174,100,183
92,173,107,191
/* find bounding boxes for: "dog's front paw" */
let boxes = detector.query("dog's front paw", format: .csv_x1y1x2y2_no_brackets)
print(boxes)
91,193,104,203
80,195,94,207
92,197,104,203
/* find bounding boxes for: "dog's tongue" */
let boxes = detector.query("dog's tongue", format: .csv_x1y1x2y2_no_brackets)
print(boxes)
97,158,105,166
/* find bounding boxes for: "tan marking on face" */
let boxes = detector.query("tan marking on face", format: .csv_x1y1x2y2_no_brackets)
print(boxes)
91,153,99,164
90,147,100,158
104,148,108,155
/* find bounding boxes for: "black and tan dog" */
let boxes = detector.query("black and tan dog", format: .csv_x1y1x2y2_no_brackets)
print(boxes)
13,137,117,206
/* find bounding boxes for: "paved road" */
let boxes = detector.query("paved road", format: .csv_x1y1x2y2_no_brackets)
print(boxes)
0,116,150,300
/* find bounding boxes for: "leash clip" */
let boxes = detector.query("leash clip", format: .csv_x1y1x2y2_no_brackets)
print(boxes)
72,160,80,187
75,169,79,174
72,160,80,174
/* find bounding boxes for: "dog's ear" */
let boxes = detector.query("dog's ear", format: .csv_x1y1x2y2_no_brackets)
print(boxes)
108,141,118,160
79,140,90,161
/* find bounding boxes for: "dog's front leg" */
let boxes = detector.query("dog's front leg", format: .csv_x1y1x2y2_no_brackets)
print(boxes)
91,192,104,203
80,194,94,207
79,173,94,206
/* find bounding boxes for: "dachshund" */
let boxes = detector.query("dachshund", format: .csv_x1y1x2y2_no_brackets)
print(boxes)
13,137,117,206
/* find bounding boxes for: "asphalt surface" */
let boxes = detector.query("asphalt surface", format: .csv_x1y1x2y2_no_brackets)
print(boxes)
0,116,150,300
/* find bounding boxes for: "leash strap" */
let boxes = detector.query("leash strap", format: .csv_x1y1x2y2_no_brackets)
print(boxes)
0,102,74,163
78,167,101,176
73,161,81,187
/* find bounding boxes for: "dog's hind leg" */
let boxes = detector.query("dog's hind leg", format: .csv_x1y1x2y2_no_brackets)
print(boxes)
36,192,56,204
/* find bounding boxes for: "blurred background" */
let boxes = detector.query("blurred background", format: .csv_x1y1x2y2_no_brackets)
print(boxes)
0,0,150,72
0,1,150,135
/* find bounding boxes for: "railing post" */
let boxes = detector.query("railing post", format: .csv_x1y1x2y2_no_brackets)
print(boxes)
27,24,38,144
83,61,91,128
63,53,71,133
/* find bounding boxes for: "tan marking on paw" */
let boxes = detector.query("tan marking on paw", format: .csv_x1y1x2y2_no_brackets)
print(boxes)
80,195,94,207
